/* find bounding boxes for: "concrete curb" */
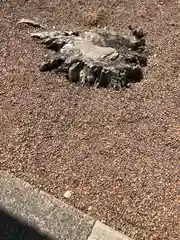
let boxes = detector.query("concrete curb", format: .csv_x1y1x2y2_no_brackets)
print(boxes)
0,170,131,240
88,221,130,240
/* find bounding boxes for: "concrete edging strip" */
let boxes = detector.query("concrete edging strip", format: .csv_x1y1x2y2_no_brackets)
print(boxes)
0,170,131,240
88,221,131,240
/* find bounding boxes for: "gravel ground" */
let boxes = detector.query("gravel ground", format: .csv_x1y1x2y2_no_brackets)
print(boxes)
0,1,179,239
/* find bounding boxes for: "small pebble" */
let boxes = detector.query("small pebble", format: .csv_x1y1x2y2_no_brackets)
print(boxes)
63,190,73,199
88,206,92,211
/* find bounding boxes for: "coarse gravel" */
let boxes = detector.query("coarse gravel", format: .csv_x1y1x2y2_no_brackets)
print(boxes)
0,1,179,239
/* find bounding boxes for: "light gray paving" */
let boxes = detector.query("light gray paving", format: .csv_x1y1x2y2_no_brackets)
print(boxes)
88,221,131,240
0,171,94,240
0,170,131,240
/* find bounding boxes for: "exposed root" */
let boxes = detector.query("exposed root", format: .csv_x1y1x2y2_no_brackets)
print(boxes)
17,18,46,29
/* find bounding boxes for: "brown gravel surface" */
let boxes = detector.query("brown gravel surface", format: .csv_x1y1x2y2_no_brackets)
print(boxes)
0,1,180,239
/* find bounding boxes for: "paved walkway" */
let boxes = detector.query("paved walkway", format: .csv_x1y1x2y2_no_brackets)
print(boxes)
0,171,130,240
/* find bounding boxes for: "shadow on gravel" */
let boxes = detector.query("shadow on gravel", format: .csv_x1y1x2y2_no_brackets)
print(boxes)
0,207,54,240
